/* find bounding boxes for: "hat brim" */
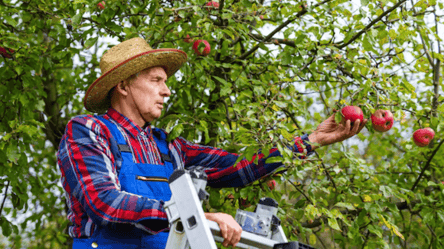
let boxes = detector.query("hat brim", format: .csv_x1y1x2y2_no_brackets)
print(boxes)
84,49,187,113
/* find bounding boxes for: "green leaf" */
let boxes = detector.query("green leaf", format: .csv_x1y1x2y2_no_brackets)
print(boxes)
7,144,19,163
212,76,229,86
335,111,343,124
84,37,98,49
368,224,382,238
200,120,210,144
328,218,341,231
437,210,444,223
209,189,221,207
334,202,356,210
0,218,12,237
361,0,369,5
265,156,282,164
167,123,183,141
15,66,23,75
72,13,83,26
5,16,17,27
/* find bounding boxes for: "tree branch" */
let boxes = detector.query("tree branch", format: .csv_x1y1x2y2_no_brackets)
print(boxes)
235,0,334,60
314,151,337,191
411,138,444,191
0,181,10,218
431,9,441,118
337,0,408,49
287,179,314,205
417,26,435,67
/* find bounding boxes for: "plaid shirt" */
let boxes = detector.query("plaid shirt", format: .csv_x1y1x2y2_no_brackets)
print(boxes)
57,108,314,238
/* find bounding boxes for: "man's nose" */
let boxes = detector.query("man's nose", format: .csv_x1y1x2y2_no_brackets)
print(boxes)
161,82,171,97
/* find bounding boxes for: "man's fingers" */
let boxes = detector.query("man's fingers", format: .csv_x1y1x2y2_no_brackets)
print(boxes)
219,224,229,246
224,227,234,247
343,119,351,133
352,119,361,134
231,227,242,247
357,119,368,133
206,213,242,247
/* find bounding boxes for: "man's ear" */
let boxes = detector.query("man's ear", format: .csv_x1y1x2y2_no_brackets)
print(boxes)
115,81,129,96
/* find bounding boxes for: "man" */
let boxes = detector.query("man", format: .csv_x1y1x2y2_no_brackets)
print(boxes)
57,37,367,249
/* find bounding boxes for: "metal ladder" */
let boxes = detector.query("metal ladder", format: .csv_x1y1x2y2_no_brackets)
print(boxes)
164,168,316,249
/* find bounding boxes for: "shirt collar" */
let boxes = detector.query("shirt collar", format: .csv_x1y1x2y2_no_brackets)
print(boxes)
105,107,153,138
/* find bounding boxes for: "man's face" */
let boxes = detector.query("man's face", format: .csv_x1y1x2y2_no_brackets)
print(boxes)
126,66,170,123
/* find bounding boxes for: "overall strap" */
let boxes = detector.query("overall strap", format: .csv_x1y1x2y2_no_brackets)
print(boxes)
96,116,131,154
152,128,172,164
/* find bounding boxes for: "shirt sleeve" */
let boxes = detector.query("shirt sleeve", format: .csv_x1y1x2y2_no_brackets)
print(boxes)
173,133,314,188
57,116,168,234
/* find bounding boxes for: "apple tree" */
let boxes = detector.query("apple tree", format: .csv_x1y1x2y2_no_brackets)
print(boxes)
0,0,443,248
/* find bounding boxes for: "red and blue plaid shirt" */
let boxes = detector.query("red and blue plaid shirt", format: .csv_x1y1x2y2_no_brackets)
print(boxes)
57,108,313,238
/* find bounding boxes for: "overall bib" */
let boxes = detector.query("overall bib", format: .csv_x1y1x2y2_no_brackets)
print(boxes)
72,117,175,249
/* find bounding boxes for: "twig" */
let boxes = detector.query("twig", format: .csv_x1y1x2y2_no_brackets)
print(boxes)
417,26,434,67
0,181,10,218
287,179,314,205
315,151,337,191
411,138,444,191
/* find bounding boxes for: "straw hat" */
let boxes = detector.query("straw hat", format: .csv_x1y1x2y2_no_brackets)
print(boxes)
84,37,187,113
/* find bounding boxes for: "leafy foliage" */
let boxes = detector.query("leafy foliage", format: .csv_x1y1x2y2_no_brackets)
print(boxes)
0,0,443,248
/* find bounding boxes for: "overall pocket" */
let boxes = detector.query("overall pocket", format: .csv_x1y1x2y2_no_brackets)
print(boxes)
119,162,172,201
135,175,171,200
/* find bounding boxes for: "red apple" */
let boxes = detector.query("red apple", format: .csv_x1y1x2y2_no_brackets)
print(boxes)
267,180,276,191
413,128,435,147
0,47,14,58
192,40,211,56
260,15,264,20
371,109,394,132
183,34,193,43
341,106,364,124
97,1,105,10
206,1,220,8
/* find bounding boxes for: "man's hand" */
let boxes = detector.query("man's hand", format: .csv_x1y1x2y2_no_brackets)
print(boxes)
308,109,368,150
205,212,242,248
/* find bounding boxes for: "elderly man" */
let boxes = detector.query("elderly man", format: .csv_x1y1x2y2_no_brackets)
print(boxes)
57,37,367,249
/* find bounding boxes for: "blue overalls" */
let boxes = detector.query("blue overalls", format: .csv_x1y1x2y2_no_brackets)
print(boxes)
72,116,175,249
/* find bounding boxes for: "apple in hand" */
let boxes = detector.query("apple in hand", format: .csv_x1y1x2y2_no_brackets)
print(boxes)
341,106,364,125
371,109,394,132
97,1,105,10
192,40,211,56
413,128,435,147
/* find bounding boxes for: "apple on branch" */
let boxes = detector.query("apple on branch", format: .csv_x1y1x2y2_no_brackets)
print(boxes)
371,109,394,132
183,34,193,43
192,40,211,56
206,1,220,8
413,128,435,147
97,1,105,10
0,47,14,58
267,179,276,191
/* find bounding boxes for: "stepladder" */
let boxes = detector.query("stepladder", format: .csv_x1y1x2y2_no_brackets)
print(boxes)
164,168,316,249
